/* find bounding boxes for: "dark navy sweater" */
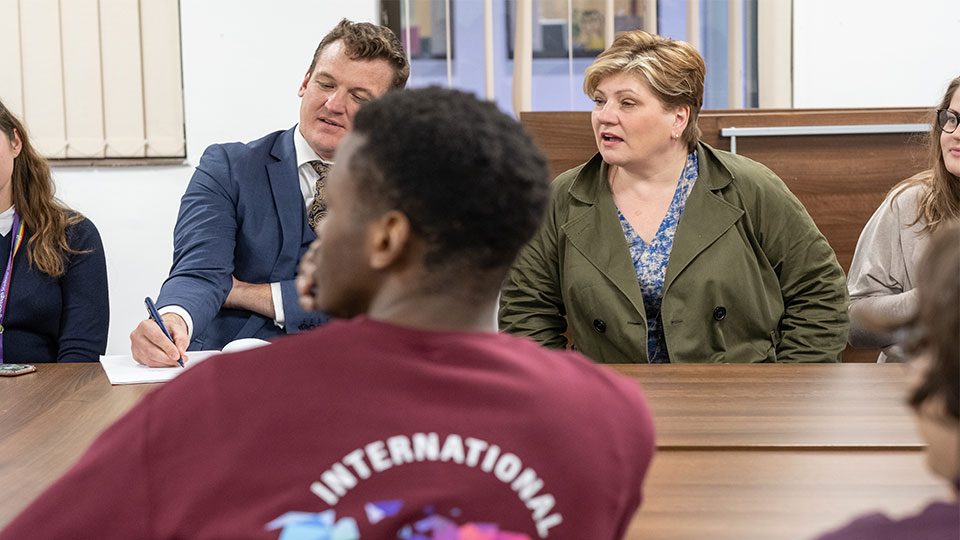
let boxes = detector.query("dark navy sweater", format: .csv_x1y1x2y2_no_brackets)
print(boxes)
0,217,108,363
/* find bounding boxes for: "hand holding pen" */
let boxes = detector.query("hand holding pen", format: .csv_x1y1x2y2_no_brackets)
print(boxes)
130,297,189,368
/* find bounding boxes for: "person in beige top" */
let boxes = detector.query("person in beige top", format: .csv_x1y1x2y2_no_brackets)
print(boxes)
848,75,960,362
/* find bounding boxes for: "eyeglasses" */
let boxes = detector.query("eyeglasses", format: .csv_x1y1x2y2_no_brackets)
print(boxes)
936,108,958,134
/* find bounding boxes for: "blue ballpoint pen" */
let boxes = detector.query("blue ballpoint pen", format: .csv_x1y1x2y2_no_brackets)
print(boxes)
144,297,185,368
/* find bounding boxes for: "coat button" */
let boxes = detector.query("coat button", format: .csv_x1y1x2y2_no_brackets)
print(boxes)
713,306,727,321
298,323,308,331
593,319,606,333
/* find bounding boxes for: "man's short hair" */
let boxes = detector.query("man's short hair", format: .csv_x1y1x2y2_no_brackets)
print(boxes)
310,18,409,89
348,87,550,273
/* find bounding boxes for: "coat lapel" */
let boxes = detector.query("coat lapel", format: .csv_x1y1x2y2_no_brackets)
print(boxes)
266,127,307,281
562,156,647,318
663,144,744,295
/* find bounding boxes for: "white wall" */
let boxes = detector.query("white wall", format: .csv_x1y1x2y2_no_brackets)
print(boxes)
793,0,958,108
54,1,378,355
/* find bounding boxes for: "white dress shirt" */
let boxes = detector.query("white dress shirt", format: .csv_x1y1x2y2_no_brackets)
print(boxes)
0,205,15,236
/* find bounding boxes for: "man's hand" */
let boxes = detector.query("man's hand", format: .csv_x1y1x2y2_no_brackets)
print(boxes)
296,238,322,311
130,313,190,367
224,276,276,319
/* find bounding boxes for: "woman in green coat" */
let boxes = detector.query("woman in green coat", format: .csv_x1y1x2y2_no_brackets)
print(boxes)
499,30,848,364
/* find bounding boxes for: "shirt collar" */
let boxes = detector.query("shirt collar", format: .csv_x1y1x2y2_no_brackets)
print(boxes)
293,124,330,168
0,205,14,236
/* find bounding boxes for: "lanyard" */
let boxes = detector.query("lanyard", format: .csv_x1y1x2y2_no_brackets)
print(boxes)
0,212,25,363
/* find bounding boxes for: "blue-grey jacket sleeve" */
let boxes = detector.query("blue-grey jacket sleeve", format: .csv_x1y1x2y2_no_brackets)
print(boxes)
157,145,237,339
279,278,329,332
58,218,109,362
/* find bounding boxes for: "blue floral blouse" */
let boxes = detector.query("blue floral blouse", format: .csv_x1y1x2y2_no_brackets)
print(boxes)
617,151,699,363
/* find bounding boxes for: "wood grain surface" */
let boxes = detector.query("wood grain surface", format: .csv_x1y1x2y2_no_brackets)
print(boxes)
0,365,157,527
627,450,949,540
609,364,921,449
0,363,937,536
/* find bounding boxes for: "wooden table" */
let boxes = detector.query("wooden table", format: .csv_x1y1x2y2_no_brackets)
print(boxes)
630,450,949,540
0,364,154,523
0,363,947,539
610,364,922,449
605,365,947,540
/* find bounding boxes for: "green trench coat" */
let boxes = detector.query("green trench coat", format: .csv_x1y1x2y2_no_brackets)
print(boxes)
499,143,849,363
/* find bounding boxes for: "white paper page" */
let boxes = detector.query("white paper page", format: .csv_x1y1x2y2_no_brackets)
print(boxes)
99,351,220,385
220,338,270,353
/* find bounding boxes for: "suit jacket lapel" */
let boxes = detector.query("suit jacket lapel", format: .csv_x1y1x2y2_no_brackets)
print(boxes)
663,144,744,295
562,156,647,318
266,127,310,280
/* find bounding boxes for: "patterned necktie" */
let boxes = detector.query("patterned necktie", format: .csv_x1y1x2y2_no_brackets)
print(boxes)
307,160,330,229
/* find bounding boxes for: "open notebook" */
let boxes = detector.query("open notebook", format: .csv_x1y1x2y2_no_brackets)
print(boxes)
99,338,270,385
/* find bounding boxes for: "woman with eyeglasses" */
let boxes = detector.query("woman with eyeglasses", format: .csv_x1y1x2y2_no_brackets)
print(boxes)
847,76,960,363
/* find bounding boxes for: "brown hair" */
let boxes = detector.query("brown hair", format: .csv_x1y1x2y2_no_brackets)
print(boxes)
891,76,960,233
583,30,705,151
904,224,960,420
309,18,409,90
0,100,84,277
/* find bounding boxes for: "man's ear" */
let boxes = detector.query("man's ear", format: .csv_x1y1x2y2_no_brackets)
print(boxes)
298,69,312,98
367,210,411,270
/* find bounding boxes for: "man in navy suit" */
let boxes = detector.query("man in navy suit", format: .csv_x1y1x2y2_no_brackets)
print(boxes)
130,19,409,366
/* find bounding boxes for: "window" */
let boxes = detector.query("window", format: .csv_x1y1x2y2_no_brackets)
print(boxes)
381,0,776,114
383,0,453,60
506,0,653,59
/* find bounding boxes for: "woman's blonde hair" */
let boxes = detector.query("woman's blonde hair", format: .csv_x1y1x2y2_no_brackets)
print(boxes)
583,30,705,151
891,75,960,233
0,100,84,277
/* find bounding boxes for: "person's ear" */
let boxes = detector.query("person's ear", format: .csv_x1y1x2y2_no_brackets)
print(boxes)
298,69,312,98
673,105,690,138
367,210,411,270
11,129,22,158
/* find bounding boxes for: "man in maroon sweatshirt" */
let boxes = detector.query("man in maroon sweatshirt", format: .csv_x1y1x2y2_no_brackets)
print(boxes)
0,87,656,540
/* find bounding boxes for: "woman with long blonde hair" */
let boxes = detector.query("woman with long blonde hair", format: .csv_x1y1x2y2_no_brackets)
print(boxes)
848,76,960,362
0,99,108,363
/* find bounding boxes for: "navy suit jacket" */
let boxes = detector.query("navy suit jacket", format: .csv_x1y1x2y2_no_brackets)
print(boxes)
158,126,327,350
